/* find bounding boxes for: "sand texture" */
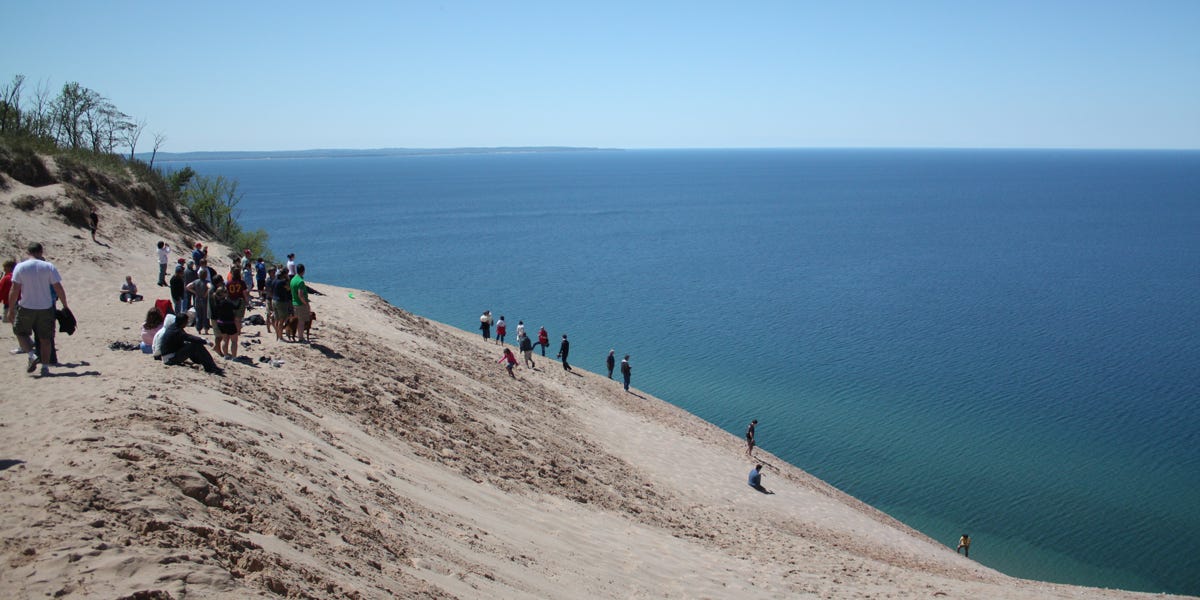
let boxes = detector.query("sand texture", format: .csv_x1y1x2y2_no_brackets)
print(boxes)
0,166,1190,599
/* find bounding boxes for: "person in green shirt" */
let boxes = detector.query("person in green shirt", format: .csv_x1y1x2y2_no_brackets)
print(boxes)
290,264,310,343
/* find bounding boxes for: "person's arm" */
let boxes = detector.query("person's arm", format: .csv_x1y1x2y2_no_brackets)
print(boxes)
52,282,68,310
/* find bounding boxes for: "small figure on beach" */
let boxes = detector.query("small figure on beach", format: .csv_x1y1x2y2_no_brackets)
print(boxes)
748,464,768,492
479,310,492,340
156,241,170,286
536,326,549,356
0,259,15,322
557,333,571,371
185,268,211,334
606,349,615,378
169,265,185,314
496,315,507,345
290,264,311,343
621,354,632,391
746,419,758,457
286,253,297,277
119,275,143,303
516,320,525,340
499,347,518,378
212,287,240,359
272,267,293,341
519,333,535,368
140,307,164,354
88,209,99,242
957,534,971,558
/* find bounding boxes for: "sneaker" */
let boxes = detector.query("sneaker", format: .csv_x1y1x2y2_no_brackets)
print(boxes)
10,348,23,355
39,365,49,377
26,353,38,373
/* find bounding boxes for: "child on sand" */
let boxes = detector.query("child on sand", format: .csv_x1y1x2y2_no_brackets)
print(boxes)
957,534,971,558
499,347,518,378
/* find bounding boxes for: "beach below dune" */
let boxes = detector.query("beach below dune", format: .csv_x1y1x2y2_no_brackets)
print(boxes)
0,177,1193,599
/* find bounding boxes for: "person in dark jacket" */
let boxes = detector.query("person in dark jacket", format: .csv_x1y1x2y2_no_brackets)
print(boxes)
620,354,632,391
169,265,185,315
519,333,535,368
556,334,571,371
160,310,223,375
606,349,616,378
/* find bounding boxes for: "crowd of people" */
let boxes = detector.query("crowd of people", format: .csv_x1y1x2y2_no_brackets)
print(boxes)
7,238,982,561
478,309,634,392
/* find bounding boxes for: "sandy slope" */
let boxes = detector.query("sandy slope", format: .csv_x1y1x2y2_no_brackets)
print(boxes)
0,169,1189,599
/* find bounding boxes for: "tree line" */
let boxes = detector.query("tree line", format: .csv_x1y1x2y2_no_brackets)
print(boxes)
1,74,271,260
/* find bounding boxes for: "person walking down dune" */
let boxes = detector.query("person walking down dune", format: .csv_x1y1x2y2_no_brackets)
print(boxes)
557,334,571,371
499,347,519,378
519,333,535,368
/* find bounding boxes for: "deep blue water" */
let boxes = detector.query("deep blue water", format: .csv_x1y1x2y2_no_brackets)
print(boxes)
179,149,1200,595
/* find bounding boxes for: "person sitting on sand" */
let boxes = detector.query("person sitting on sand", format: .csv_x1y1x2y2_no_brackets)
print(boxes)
119,275,143,303
499,347,519,378
160,309,223,375
140,308,164,354
748,464,767,492
957,534,971,558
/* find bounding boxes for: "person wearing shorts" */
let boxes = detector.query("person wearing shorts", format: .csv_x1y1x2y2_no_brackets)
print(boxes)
7,243,68,376
290,264,310,343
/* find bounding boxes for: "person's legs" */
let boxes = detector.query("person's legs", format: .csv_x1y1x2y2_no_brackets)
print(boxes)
229,334,239,358
294,304,311,342
623,374,630,391
158,263,167,286
180,340,221,373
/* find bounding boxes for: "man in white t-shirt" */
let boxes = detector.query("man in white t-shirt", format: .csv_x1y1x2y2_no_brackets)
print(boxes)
6,242,69,376
286,253,297,277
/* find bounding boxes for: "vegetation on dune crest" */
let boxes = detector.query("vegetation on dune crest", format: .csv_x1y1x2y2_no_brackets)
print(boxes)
0,74,272,261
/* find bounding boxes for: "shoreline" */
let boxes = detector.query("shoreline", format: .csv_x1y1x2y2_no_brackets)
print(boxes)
0,173,1192,598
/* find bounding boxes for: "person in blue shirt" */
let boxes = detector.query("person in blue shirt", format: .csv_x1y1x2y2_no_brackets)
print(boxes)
748,464,765,491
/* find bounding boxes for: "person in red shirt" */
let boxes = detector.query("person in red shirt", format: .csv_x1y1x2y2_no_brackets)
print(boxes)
536,326,549,357
224,266,250,333
0,260,15,321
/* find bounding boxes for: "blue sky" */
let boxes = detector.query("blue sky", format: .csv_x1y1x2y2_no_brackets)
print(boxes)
2,1,1198,151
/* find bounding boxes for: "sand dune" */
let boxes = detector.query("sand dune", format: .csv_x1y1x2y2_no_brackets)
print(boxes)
0,167,1188,598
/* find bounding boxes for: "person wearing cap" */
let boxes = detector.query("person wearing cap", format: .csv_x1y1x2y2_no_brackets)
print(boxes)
191,242,204,265
7,242,69,376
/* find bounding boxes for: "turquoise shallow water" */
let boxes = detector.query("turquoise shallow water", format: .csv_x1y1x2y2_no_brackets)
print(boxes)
182,149,1200,595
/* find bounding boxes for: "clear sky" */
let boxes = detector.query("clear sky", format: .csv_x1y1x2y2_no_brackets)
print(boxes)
3,1,1198,151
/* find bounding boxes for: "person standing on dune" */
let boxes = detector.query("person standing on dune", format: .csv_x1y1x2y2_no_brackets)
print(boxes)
557,333,571,371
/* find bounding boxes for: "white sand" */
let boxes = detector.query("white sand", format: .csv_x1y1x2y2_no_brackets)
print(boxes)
0,167,1190,599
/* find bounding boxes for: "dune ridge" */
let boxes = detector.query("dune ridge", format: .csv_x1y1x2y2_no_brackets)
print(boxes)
0,165,1187,599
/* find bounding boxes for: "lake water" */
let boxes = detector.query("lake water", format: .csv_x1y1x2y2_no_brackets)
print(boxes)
180,149,1200,595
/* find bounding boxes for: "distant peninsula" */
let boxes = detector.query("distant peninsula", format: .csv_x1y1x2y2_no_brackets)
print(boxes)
144,146,618,162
